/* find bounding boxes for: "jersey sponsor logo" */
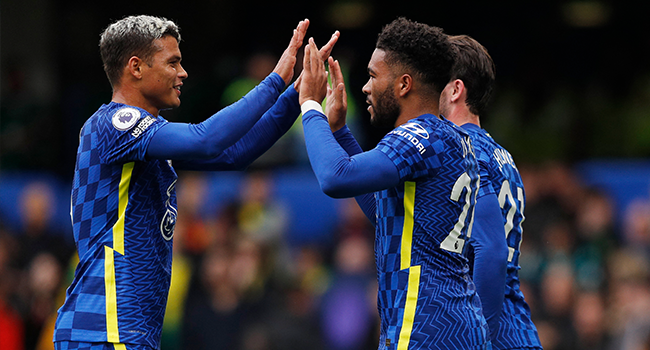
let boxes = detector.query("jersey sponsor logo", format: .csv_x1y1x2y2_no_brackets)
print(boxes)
391,122,429,155
401,122,430,139
112,108,141,131
131,116,156,138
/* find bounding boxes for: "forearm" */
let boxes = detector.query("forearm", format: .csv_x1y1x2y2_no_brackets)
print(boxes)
146,73,285,160
333,126,376,223
173,85,300,171
302,108,399,198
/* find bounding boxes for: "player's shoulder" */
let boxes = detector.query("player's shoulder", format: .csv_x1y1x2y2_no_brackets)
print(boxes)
90,102,161,136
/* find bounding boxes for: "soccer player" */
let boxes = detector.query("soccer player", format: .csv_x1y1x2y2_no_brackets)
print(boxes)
439,34,543,350
53,15,338,350
299,18,490,349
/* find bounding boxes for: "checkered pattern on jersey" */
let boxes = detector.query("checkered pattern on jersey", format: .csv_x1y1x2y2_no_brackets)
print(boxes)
376,267,490,350
54,341,156,350
463,123,542,350
56,103,176,349
373,116,487,349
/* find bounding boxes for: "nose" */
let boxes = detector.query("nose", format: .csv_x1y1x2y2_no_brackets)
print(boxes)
362,78,371,95
178,64,188,80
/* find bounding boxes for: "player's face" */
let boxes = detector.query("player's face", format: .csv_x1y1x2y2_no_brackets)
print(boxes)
362,49,401,128
140,35,188,114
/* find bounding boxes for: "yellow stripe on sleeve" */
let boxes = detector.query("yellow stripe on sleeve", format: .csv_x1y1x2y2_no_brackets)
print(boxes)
400,181,416,270
397,265,421,350
105,245,120,343
113,162,134,255
113,343,127,350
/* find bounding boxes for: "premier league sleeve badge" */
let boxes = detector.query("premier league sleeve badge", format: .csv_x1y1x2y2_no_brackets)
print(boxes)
112,107,141,131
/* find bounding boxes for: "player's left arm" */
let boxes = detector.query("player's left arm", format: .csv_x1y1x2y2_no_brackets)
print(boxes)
471,191,509,340
333,126,377,224
172,85,299,170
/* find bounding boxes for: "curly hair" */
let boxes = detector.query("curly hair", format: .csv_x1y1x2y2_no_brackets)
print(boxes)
376,17,455,94
448,35,496,117
99,15,181,88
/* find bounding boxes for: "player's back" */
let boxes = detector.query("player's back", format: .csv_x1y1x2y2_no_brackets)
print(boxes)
373,115,489,350
462,123,542,350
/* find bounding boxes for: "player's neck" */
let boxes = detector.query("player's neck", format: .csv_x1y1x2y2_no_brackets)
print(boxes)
112,86,160,117
445,106,480,128
395,96,439,126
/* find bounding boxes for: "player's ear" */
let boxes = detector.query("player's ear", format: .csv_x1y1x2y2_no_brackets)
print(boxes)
449,79,464,102
127,56,144,79
397,74,412,97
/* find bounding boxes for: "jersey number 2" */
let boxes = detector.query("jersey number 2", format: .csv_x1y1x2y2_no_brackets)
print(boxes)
440,172,476,254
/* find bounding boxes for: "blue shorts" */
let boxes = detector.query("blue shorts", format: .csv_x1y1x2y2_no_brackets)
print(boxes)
54,342,156,350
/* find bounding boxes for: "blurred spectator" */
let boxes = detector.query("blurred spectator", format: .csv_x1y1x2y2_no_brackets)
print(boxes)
573,187,618,291
175,172,211,260
237,171,290,284
19,253,61,350
0,229,24,350
320,233,378,350
606,248,650,350
622,198,650,257
571,289,607,350
15,181,73,269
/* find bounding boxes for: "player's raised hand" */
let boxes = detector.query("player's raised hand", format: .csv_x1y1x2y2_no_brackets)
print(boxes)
299,38,328,105
273,19,309,86
294,31,340,91
325,57,347,132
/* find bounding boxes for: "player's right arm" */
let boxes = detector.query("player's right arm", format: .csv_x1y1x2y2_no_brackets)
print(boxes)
327,57,377,222
146,20,309,160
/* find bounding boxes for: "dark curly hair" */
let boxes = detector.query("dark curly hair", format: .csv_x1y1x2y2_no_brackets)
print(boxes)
376,17,455,94
448,35,496,117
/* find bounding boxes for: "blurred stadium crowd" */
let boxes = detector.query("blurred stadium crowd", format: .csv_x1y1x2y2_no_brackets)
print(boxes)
2,159,650,350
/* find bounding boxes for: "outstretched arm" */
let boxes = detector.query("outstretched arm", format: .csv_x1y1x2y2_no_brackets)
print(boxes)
146,19,310,160
300,39,399,198
328,57,376,222
170,31,341,171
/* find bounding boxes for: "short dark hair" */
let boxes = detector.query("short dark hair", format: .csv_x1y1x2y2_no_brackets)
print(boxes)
376,17,455,94
99,15,181,88
448,35,496,117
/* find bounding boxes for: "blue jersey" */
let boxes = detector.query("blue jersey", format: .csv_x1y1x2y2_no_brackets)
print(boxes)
462,124,542,350
55,102,177,348
373,116,488,350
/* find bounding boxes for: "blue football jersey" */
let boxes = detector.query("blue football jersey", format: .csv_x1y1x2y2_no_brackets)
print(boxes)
462,123,542,350
55,102,177,348
373,115,489,350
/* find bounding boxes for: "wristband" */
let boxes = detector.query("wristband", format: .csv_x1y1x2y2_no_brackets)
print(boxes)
301,100,324,115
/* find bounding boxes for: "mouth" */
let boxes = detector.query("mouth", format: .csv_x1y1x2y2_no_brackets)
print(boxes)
174,84,182,96
366,98,372,112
